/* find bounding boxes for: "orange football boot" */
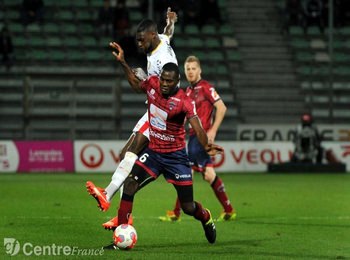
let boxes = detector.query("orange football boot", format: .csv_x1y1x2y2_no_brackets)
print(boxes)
86,181,110,212
102,214,134,230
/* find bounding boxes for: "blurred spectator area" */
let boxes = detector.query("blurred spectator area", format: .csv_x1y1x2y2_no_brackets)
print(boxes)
274,0,350,124
286,26,350,124
2,0,349,141
0,0,240,140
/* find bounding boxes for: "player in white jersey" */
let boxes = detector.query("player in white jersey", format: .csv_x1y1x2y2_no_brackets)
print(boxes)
86,8,178,229
129,21,178,153
146,33,177,76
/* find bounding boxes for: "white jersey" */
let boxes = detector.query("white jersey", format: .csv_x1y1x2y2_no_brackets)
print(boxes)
133,34,177,139
147,34,177,76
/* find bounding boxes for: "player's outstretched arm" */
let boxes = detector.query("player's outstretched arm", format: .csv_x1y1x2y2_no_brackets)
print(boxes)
109,42,142,93
189,116,224,156
163,7,177,38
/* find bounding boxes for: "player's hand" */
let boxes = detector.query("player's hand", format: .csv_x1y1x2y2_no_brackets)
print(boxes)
133,67,147,80
166,7,177,24
109,42,125,62
207,129,217,144
205,143,224,156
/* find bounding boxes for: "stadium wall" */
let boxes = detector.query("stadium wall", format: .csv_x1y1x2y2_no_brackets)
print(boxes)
1,141,349,173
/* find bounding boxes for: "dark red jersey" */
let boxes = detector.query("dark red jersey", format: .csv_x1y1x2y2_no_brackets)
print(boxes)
140,75,197,153
186,79,221,135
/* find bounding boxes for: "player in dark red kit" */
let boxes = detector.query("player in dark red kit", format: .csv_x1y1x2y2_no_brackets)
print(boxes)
109,43,223,244
160,55,236,222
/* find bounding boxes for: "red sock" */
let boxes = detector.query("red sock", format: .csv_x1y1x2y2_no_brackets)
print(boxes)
118,199,133,224
211,176,234,213
193,201,210,223
173,197,181,217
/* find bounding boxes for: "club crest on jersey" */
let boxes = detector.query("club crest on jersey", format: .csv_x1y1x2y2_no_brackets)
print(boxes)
194,89,199,98
169,101,176,110
147,89,156,100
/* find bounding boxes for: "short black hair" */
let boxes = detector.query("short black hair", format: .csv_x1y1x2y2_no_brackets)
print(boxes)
162,62,180,78
136,19,158,33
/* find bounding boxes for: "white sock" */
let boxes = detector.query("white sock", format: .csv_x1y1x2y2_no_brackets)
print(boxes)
119,184,124,199
105,183,119,202
105,152,138,202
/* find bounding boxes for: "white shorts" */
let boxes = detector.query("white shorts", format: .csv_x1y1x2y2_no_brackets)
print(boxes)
132,111,149,139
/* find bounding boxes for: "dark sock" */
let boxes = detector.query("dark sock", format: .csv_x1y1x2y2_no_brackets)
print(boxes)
193,201,210,224
211,176,234,213
173,197,181,217
118,194,134,224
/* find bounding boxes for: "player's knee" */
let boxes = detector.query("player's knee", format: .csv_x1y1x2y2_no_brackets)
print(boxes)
127,142,138,154
181,202,195,216
203,168,216,183
123,177,139,196
128,133,148,154
119,148,127,161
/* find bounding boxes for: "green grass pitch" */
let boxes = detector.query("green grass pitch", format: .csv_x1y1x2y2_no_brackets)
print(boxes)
1,172,349,259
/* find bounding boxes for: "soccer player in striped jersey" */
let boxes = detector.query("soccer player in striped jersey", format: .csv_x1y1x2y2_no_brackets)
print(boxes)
159,56,237,222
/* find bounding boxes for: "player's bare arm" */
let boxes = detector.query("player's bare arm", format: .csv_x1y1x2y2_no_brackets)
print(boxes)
207,99,227,143
163,7,177,38
110,42,142,93
189,116,224,156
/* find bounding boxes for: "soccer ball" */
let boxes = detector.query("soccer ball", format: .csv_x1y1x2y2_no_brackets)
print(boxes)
113,224,137,250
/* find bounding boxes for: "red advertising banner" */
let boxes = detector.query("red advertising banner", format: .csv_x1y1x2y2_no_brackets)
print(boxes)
15,141,74,173
0,141,19,173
